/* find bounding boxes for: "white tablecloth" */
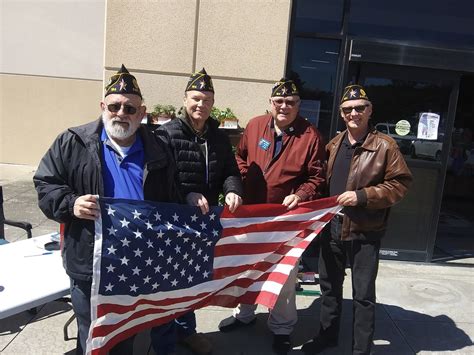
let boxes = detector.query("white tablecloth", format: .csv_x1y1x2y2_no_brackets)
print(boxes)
0,233,70,319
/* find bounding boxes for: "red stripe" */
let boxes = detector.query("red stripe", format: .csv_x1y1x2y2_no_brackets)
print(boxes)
220,196,339,218
97,290,210,317
91,290,283,354
221,219,317,237
92,270,291,341
97,267,293,319
213,255,299,279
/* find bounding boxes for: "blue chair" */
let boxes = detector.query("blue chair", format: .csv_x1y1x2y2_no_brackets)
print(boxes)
0,185,32,244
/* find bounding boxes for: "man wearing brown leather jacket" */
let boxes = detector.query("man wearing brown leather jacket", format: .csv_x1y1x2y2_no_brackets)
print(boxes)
302,84,413,355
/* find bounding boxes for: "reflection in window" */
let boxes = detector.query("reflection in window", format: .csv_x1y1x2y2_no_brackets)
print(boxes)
289,38,341,141
349,0,474,49
293,0,344,34
348,70,451,161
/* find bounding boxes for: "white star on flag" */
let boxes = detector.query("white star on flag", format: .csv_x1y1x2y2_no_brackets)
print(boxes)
121,238,130,247
145,221,153,230
120,218,130,228
107,205,116,216
132,210,141,219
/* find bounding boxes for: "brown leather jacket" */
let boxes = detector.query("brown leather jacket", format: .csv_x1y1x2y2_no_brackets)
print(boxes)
327,127,413,240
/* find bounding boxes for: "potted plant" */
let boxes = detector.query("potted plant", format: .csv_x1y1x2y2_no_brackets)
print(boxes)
151,104,176,125
211,107,239,129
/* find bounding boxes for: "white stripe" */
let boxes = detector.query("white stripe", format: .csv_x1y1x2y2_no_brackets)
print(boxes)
90,217,104,321
217,230,299,246
213,251,285,269
248,280,285,293
218,220,328,246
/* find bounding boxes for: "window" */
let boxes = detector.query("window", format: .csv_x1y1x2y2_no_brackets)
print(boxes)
293,0,344,34
349,0,474,49
289,38,341,140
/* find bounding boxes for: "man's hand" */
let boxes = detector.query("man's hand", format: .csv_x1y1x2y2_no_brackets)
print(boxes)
282,194,301,210
225,192,242,213
186,192,209,215
73,194,100,220
336,191,358,206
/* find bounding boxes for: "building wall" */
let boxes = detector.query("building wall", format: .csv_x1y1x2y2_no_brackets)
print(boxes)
0,0,105,165
0,75,103,165
105,0,293,125
1,0,293,165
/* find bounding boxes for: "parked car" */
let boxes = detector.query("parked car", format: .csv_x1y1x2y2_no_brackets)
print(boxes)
375,123,415,154
411,136,444,161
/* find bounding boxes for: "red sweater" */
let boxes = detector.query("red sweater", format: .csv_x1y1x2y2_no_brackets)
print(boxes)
236,114,326,204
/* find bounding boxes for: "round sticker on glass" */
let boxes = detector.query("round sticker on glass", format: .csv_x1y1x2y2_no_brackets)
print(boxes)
395,120,411,136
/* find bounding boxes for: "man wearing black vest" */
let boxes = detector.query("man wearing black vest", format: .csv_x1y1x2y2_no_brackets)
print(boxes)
155,68,243,355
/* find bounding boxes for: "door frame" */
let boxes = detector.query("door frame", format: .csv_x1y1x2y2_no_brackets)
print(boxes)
332,39,462,261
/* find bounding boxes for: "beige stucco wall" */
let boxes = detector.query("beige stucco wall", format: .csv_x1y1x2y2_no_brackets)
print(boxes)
0,74,102,165
1,0,105,79
105,0,292,124
0,0,105,165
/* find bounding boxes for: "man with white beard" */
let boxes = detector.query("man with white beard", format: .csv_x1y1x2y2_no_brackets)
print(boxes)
34,65,180,354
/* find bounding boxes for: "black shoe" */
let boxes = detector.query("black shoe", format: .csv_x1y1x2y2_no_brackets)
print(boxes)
218,316,256,333
301,336,338,354
272,334,292,353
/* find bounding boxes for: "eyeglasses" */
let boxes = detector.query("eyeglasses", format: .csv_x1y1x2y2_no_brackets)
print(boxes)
271,98,300,108
107,103,139,115
340,104,369,115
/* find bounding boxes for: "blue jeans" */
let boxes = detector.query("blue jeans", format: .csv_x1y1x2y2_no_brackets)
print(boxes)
150,321,176,355
149,311,196,353
175,311,196,338
70,278,135,354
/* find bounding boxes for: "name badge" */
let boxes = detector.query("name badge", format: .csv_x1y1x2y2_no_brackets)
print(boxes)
258,138,271,151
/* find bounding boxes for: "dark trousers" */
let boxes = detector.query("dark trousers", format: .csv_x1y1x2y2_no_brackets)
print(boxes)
70,278,135,355
149,311,195,354
318,219,381,355
150,321,176,355
175,311,196,338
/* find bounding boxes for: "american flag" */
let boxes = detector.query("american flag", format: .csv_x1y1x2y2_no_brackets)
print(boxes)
87,196,341,354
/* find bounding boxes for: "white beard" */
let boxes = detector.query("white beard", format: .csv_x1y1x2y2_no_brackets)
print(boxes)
102,116,140,141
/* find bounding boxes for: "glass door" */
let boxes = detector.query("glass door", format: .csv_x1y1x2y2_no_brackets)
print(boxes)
434,75,474,263
344,61,459,261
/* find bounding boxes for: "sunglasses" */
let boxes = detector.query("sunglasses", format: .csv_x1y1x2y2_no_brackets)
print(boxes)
107,103,139,115
272,98,300,108
340,104,369,115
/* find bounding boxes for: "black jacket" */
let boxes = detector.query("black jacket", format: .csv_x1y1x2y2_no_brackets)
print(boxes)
33,119,180,281
156,113,243,205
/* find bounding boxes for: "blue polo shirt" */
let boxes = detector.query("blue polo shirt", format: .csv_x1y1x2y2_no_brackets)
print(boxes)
101,128,144,200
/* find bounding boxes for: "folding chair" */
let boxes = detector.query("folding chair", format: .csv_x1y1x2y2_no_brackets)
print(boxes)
0,185,33,244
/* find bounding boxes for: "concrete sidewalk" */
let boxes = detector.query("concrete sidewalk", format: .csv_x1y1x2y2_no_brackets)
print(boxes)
1,164,473,354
